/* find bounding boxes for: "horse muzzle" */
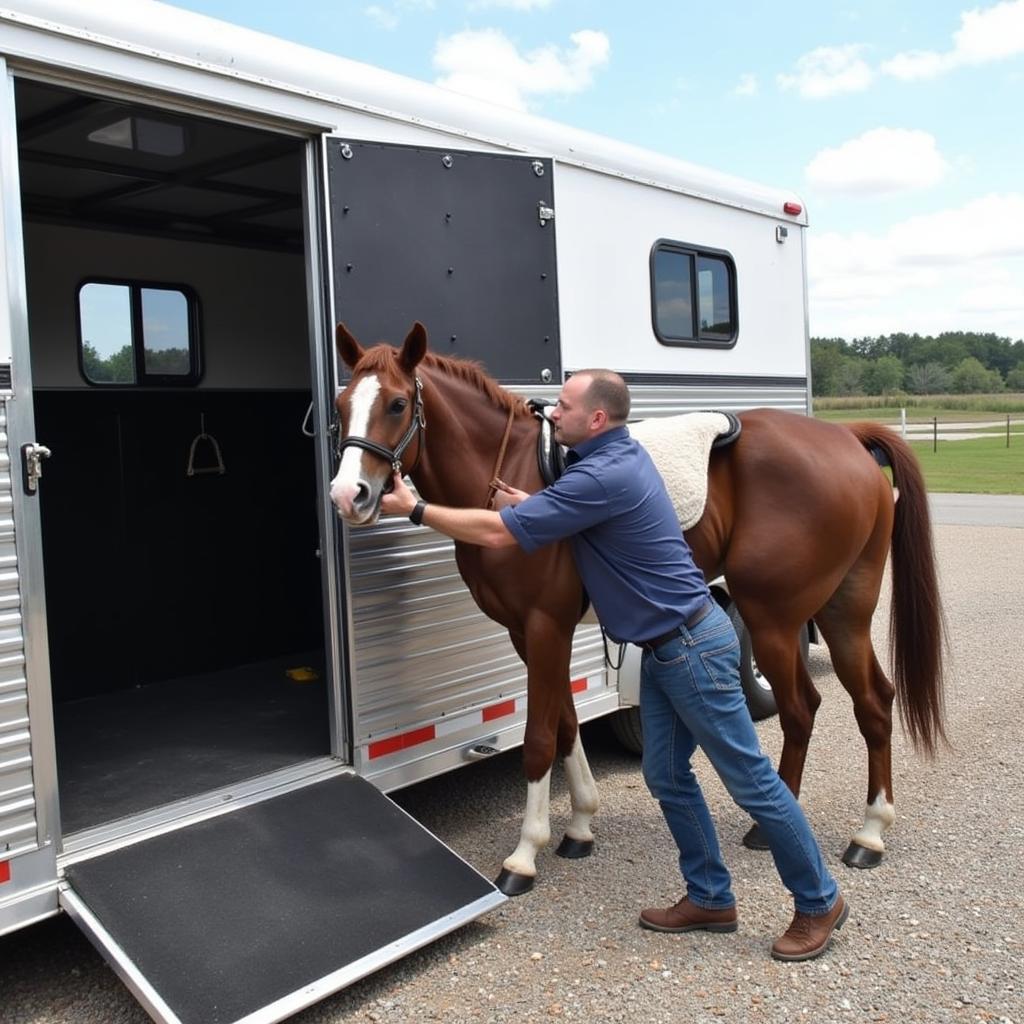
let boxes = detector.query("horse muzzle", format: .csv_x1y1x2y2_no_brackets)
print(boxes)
329,476,383,526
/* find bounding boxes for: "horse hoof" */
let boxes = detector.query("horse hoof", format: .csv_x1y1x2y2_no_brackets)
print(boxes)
555,835,594,859
742,824,770,851
842,842,883,869
495,868,536,896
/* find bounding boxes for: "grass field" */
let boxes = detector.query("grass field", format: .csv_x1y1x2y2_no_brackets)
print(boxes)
906,434,1024,494
813,392,1024,422
812,395,1024,494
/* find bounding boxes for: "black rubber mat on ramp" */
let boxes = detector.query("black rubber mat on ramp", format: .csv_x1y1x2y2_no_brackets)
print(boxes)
64,774,499,1024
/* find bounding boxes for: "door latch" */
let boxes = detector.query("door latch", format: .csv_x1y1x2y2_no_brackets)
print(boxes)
537,200,555,226
21,443,51,496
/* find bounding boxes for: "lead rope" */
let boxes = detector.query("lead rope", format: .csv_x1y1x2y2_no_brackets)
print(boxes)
600,627,627,671
485,404,518,509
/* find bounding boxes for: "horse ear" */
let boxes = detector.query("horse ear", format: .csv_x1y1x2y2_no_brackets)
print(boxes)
335,323,364,369
399,322,428,373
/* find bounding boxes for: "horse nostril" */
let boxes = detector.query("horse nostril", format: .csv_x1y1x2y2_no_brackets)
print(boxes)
353,482,371,508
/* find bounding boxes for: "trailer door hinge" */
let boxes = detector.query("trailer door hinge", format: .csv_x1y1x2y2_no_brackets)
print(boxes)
537,201,555,226
21,443,51,495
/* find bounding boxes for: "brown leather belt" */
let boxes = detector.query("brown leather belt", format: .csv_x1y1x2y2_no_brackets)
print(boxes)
639,600,714,651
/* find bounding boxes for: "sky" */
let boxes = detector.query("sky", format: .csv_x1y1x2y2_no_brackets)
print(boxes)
173,0,1024,343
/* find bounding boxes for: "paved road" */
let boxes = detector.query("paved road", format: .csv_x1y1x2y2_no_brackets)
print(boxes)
929,492,1024,527
888,419,1021,442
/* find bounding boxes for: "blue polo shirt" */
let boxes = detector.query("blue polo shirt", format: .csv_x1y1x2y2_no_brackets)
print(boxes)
499,426,710,643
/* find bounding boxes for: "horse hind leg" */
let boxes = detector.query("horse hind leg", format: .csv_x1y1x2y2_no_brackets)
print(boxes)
554,689,598,859
814,589,896,869
740,620,820,851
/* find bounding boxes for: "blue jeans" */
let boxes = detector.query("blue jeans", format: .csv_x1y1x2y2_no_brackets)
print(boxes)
639,601,839,916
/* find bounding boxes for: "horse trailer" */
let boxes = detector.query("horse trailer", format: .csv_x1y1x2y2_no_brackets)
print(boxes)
0,2,811,1021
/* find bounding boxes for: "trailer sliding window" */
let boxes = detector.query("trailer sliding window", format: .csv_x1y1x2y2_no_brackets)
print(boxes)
651,241,737,348
76,280,202,386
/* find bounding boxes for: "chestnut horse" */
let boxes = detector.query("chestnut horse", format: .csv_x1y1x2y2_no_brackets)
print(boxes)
330,322,946,896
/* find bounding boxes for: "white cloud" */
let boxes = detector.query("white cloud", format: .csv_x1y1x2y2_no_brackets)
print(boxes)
887,194,1024,263
433,27,610,110
777,44,874,98
958,277,1024,313
781,3,1024,100
469,0,554,9
364,0,435,30
882,0,1024,80
805,128,949,195
364,5,399,30
808,194,1024,337
733,72,758,97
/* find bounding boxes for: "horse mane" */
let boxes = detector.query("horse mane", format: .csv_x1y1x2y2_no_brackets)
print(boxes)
358,345,532,418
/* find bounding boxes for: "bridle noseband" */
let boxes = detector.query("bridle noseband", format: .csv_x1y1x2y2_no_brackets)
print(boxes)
336,376,426,477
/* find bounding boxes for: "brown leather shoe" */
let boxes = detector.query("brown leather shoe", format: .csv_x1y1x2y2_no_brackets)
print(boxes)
639,897,738,933
771,895,849,961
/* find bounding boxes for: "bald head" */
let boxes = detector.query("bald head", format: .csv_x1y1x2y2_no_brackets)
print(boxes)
573,369,631,425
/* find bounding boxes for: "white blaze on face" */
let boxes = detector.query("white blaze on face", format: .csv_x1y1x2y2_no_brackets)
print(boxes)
329,374,380,517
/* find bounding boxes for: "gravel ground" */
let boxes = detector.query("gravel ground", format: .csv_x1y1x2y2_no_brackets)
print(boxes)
2,523,1022,1024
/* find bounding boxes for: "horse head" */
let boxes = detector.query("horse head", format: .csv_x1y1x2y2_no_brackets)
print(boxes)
330,321,428,525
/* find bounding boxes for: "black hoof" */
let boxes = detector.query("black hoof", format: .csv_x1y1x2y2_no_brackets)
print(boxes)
495,868,535,896
842,842,883,869
555,835,594,859
742,824,770,851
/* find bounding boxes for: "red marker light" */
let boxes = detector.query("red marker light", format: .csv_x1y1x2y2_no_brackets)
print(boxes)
783,201,802,216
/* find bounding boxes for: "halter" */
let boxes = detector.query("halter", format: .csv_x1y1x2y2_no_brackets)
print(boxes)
336,376,426,475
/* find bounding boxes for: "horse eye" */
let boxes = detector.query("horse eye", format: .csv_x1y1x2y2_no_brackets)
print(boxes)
388,398,408,415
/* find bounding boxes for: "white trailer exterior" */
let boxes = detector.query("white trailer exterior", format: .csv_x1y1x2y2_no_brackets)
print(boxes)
0,3,811,1021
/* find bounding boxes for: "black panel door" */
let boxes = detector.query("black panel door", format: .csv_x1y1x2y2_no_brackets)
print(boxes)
328,141,560,383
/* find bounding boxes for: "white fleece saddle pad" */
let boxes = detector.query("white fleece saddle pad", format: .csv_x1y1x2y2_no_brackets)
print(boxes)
630,412,733,530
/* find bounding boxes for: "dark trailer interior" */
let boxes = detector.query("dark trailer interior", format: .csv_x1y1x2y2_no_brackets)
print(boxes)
14,78,330,835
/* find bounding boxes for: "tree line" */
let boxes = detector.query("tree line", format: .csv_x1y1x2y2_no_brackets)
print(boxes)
811,331,1024,396
82,342,189,383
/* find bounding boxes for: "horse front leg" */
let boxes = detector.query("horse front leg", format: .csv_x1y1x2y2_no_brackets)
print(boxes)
495,765,553,896
495,624,584,895
555,691,599,859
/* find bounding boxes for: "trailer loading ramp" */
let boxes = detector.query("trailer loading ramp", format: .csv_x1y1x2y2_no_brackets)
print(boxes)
59,773,504,1024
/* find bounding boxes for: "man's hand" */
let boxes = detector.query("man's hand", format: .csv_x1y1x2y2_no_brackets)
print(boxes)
377,473,518,548
380,472,417,517
491,477,530,511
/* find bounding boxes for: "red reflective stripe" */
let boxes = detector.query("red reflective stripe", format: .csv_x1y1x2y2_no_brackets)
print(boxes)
368,725,436,760
483,699,516,722
0,861,10,884
570,678,587,694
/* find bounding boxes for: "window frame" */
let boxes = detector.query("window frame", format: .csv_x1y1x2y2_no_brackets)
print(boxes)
649,239,739,350
75,277,203,387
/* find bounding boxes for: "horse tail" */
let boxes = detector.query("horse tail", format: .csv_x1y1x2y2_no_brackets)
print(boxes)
846,422,948,755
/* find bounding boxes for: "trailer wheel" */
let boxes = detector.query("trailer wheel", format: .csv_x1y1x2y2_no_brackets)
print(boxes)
727,604,810,722
608,706,643,755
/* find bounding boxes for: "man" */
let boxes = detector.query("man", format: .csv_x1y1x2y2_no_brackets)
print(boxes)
380,369,847,961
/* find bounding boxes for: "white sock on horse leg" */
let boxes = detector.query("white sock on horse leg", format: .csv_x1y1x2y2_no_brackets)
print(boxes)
502,771,552,877
563,734,598,842
851,789,895,852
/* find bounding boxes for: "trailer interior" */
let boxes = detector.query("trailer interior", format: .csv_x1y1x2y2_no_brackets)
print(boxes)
14,78,330,836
